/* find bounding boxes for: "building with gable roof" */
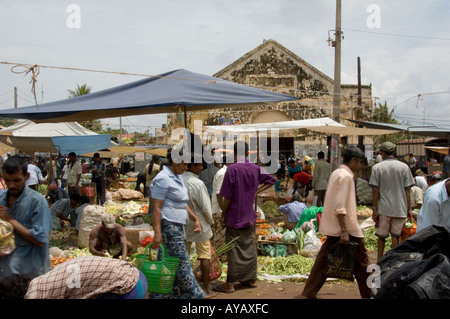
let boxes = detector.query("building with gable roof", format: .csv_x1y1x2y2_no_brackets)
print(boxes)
167,39,374,160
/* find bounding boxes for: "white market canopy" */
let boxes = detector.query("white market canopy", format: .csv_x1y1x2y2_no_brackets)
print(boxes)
0,120,114,154
204,117,399,136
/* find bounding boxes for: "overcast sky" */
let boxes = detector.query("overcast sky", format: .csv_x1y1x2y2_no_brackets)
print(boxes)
1,0,449,133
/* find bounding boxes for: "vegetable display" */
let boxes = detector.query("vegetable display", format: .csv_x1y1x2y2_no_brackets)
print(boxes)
260,201,281,219
258,255,315,276
50,256,72,268
140,205,149,214
49,227,78,240
364,226,392,252
141,237,153,248
357,205,373,218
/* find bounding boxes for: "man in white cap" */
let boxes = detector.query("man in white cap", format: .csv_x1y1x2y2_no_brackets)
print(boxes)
369,141,415,261
89,214,132,260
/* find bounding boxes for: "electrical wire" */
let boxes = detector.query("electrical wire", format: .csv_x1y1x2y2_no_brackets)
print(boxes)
342,27,450,41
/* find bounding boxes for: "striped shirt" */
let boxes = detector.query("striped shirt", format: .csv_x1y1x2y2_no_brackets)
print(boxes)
25,256,139,299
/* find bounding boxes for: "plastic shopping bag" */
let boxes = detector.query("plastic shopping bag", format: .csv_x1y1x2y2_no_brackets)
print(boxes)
325,241,358,281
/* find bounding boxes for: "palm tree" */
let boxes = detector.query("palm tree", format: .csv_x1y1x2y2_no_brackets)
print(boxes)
67,84,102,132
67,84,91,97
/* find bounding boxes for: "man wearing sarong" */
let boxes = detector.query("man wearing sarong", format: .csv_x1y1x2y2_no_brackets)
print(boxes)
213,141,276,293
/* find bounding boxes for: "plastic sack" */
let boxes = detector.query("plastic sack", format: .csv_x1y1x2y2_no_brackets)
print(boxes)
281,230,296,244
325,241,358,281
300,220,316,233
0,220,15,256
193,244,222,281
264,244,287,257
81,186,94,197
299,227,322,257
401,218,417,241
285,189,294,202
306,189,315,204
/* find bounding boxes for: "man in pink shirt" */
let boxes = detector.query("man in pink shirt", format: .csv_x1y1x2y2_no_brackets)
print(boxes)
302,146,371,299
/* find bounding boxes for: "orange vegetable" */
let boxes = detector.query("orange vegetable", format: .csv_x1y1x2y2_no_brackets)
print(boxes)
140,205,149,214
50,256,72,268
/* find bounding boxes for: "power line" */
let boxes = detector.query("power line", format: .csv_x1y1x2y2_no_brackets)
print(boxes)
2,61,450,112
0,90,13,98
343,27,450,41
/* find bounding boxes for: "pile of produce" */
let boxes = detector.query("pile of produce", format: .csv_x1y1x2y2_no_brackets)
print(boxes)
140,205,149,214
105,204,123,216
50,256,72,268
49,246,92,259
104,201,146,217
364,226,392,253
357,205,373,218
356,178,373,205
258,222,271,236
122,201,143,215
49,227,77,241
257,255,315,277
141,236,153,248
260,201,281,219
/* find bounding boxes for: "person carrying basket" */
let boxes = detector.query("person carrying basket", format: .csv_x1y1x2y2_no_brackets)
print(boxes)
149,146,206,299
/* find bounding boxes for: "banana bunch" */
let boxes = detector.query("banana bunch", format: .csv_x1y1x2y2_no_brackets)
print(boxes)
0,220,15,255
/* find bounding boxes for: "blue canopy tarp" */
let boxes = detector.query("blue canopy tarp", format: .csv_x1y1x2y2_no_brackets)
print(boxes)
0,120,114,154
0,69,298,123
2,135,114,155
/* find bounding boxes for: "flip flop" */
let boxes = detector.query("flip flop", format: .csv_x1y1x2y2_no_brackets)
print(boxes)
212,283,234,293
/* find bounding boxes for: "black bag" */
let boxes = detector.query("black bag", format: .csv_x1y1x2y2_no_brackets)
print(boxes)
325,241,358,281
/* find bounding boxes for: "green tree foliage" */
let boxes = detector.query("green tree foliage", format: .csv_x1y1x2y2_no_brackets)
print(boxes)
67,84,102,132
0,118,17,127
67,84,92,97
372,101,407,144
373,101,398,124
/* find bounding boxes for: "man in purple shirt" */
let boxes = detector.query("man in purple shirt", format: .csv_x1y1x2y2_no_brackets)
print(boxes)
213,141,276,293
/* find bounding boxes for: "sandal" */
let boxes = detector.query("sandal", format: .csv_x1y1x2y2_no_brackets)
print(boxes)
212,283,234,293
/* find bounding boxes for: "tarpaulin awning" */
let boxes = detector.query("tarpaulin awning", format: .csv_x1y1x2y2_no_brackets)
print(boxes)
204,117,397,136
0,120,114,154
348,119,450,139
425,146,449,155
204,117,346,134
0,69,299,123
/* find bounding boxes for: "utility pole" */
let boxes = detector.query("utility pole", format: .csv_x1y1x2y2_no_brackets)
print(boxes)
332,0,342,168
14,87,18,108
357,57,365,152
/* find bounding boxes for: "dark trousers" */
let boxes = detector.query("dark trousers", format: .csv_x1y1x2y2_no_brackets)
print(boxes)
302,235,372,299
315,189,326,207
93,177,106,205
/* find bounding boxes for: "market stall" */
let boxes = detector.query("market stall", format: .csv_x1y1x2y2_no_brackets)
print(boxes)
0,120,114,154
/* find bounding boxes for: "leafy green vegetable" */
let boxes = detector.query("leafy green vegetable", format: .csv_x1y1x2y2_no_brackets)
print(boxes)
364,226,392,252
257,255,315,276
261,201,281,218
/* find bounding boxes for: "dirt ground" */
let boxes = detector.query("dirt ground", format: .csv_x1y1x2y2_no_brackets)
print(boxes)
211,251,378,300
211,279,362,299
